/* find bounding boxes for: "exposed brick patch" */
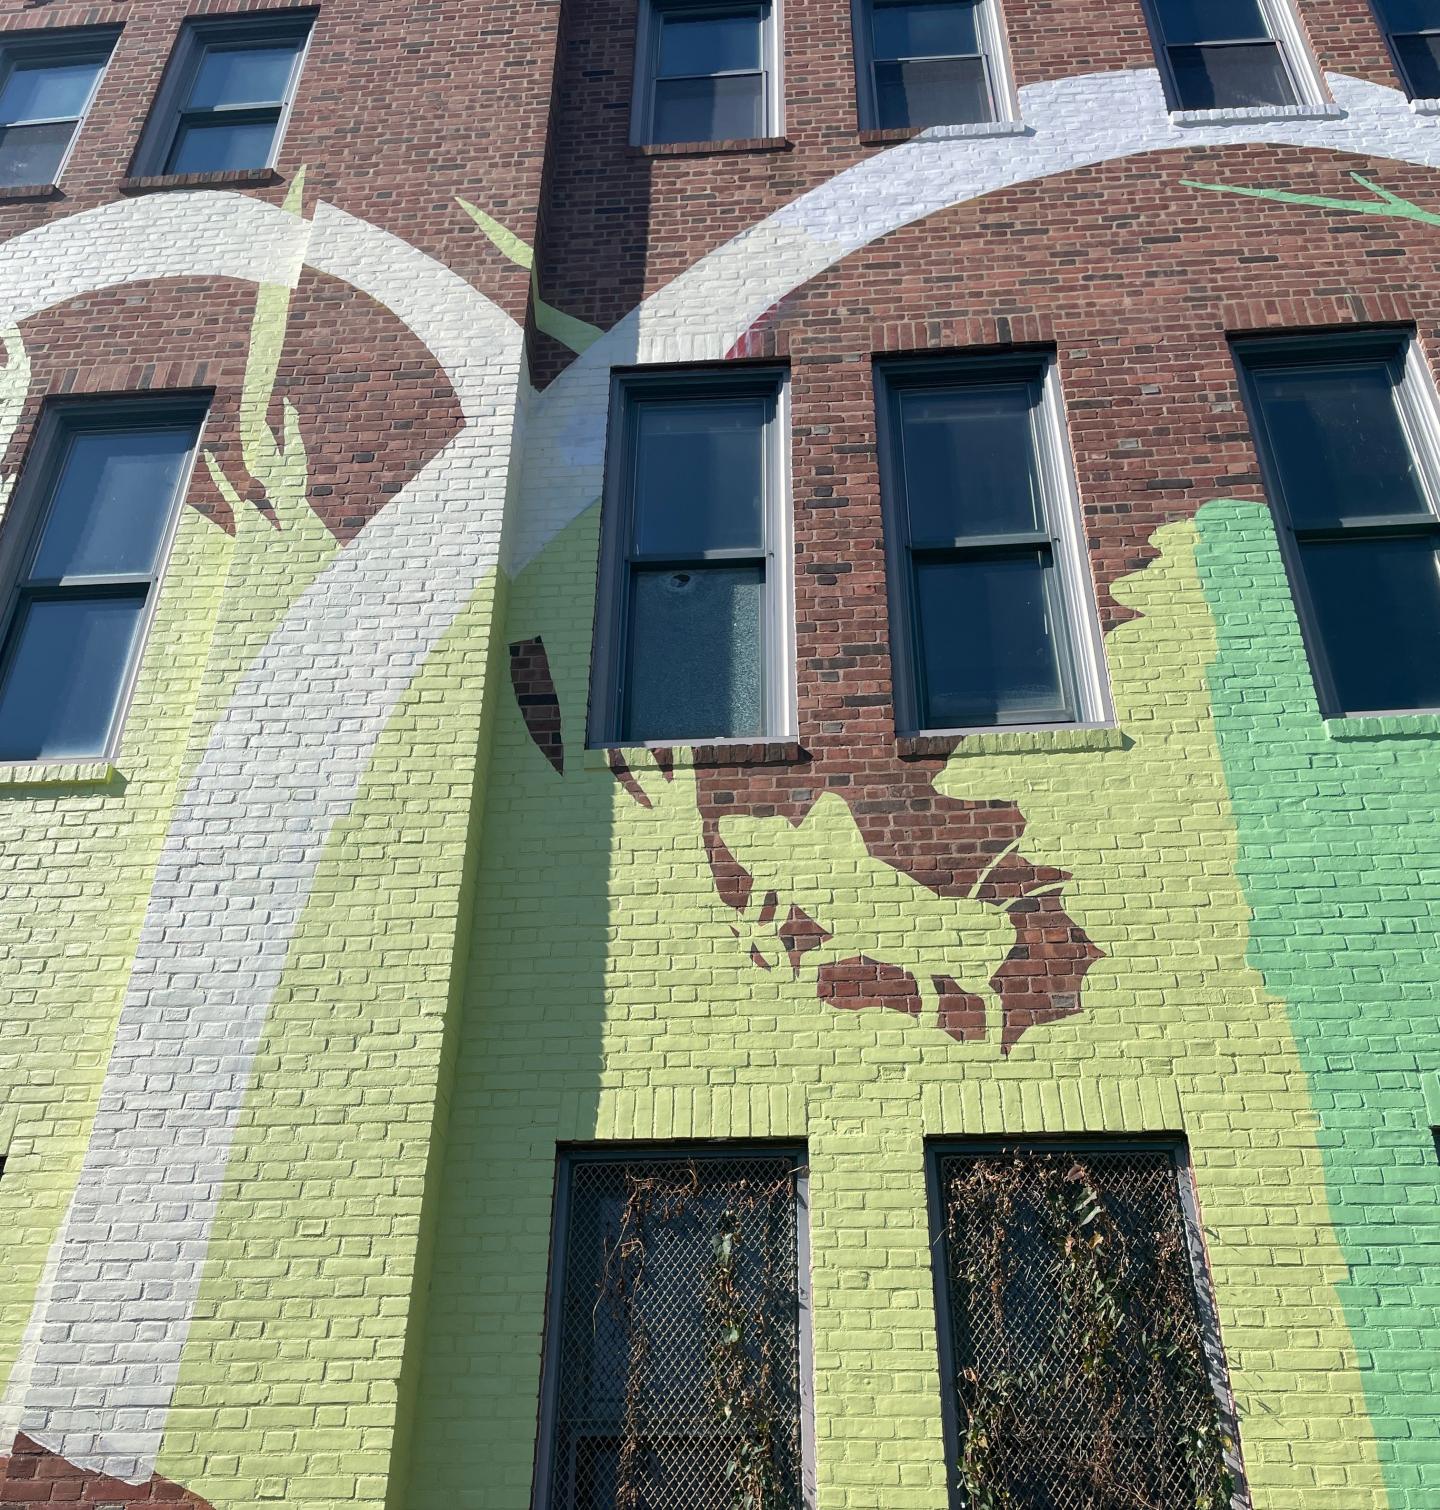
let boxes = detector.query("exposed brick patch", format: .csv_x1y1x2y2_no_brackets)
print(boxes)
0,1435,213,1505
509,635,565,775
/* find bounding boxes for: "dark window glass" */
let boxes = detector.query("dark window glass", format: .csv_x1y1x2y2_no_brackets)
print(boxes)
1154,0,1269,44
931,1145,1238,1510
1394,31,1440,96
1377,0,1439,34
187,42,300,108
626,565,763,740
540,1153,805,1510
1243,341,1440,715
1150,0,1297,109
1250,364,1427,528
166,117,279,176
600,380,780,743
1300,535,1440,713
0,45,109,186
872,0,982,59
867,0,992,127
0,412,201,762
885,366,1083,731
647,5,767,143
1168,41,1297,108
652,73,764,143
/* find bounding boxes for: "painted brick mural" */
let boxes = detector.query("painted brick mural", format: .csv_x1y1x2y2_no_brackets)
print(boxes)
0,1,1437,1508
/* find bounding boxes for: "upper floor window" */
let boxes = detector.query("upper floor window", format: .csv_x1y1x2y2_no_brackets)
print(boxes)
0,30,116,188
1142,0,1306,111
929,1141,1242,1510
876,352,1109,734
633,0,777,145
134,14,312,178
1375,1,1440,99
0,401,205,762
1236,330,1440,718
589,369,792,746
534,1149,811,1510
855,0,1013,129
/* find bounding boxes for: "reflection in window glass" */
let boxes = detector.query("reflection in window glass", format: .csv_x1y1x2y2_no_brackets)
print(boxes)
0,41,110,186
595,377,784,745
1147,0,1297,109
1242,338,1440,715
1377,0,1440,98
865,0,995,127
882,361,1092,732
188,43,301,108
642,2,770,144
0,410,202,761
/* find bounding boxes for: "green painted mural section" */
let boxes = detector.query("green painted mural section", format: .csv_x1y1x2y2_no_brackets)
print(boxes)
402,509,1388,1508
1196,497,1440,1510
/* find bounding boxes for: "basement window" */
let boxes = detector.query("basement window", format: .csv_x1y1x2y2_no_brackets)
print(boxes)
929,1141,1246,1510
534,1149,812,1510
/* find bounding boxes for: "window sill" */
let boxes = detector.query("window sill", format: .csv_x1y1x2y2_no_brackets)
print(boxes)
1324,712,1440,741
119,166,282,195
1169,102,1343,127
0,181,59,204
631,136,791,158
899,725,1128,760
1409,97,1440,115
584,738,805,770
0,758,121,789
859,120,1030,146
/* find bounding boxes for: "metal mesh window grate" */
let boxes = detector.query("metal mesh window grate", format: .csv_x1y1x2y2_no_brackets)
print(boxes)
932,1144,1243,1510
540,1151,806,1510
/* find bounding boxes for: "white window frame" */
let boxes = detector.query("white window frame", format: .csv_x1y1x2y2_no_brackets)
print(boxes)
588,366,795,747
630,0,781,146
851,0,1019,131
1234,327,1440,719
875,350,1111,737
0,26,119,188
0,397,207,764
132,11,314,178
1372,1,1440,101
1141,0,1327,114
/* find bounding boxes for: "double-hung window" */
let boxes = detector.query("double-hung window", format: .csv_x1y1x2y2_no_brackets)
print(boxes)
634,0,776,145
1236,331,1440,717
535,1149,811,1510
1375,1,1440,99
0,30,116,189
929,1141,1243,1510
1143,0,1305,111
135,14,312,178
0,402,204,762
877,353,1107,734
855,0,1011,130
590,370,791,746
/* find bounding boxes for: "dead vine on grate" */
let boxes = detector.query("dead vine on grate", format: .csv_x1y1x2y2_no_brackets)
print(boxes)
597,1161,802,1510
942,1152,1236,1510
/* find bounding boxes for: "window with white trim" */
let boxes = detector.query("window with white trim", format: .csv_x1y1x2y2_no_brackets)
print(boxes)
134,13,312,178
632,0,777,145
534,1149,811,1510
589,369,792,745
0,29,116,188
876,352,1108,735
854,0,1014,130
1375,0,1440,99
1236,330,1440,718
0,401,205,762
1142,0,1311,111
